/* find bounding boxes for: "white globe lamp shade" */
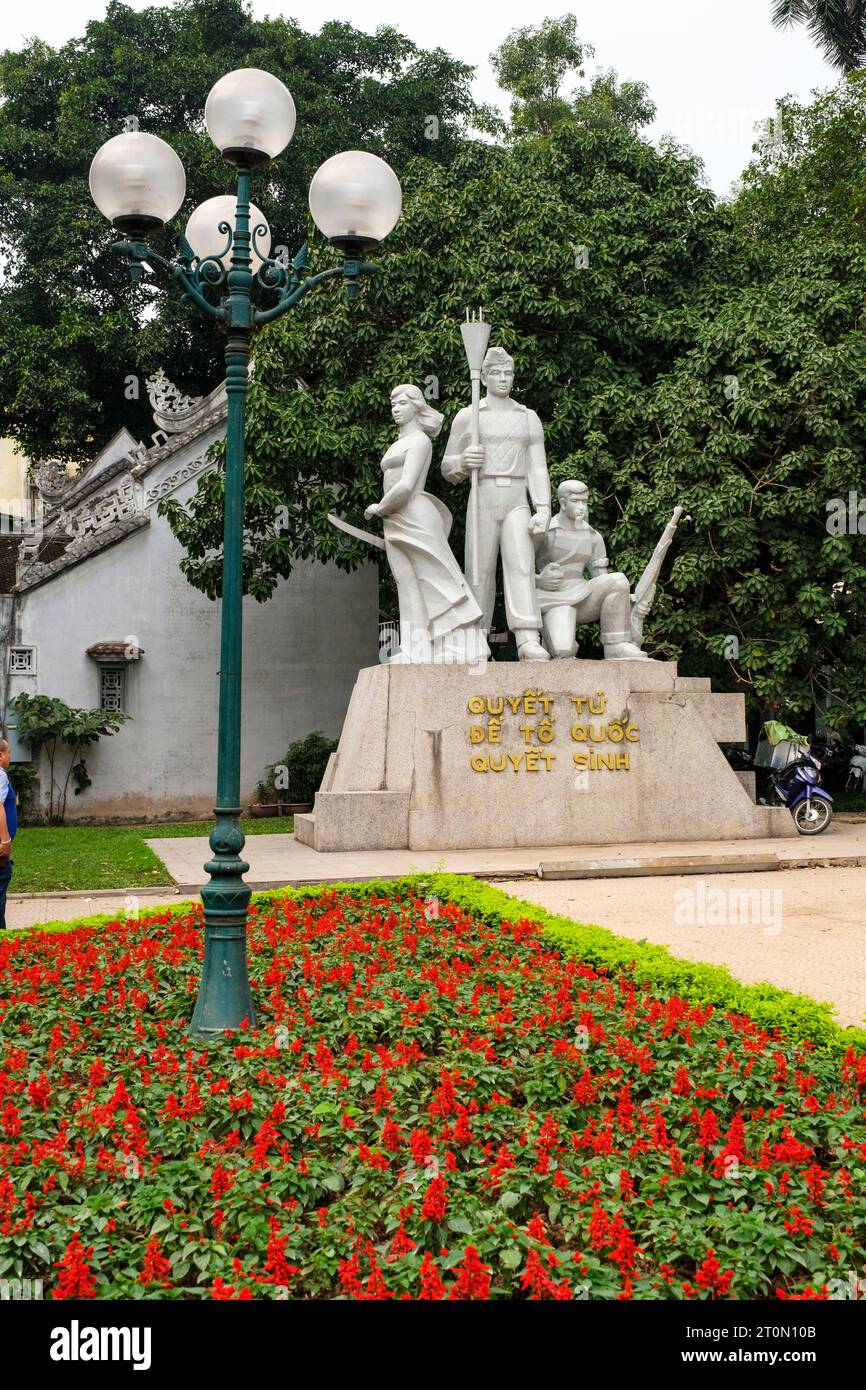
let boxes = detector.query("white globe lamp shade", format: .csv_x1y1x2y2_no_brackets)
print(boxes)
308,151,402,250
205,68,296,164
185,196,271,272
89,131,186,232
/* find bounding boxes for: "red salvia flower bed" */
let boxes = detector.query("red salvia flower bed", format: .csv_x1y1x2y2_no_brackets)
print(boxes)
0,891,864,1300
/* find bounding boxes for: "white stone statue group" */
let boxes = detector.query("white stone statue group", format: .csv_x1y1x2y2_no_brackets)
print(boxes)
333,341,681,665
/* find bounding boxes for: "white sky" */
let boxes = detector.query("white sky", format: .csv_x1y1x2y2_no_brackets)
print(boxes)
0,1,837,195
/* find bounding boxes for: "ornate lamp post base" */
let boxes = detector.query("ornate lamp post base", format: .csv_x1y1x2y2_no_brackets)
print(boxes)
189,810,256,1037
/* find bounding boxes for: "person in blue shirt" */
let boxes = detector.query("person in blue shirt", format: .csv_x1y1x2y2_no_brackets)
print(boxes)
0,739,17,929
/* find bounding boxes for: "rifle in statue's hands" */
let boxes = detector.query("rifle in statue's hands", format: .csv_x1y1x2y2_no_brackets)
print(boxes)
630,505,685,645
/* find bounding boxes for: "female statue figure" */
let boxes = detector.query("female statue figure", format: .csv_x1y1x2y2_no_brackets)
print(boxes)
364,384,489,664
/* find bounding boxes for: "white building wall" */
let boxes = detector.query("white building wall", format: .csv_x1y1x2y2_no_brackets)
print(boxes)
11,427,378,820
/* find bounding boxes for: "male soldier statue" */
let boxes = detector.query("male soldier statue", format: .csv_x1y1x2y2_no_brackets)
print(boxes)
535,479,648,660
442,346,550,661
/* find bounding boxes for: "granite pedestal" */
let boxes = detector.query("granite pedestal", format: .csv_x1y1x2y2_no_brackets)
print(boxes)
294,661,794,852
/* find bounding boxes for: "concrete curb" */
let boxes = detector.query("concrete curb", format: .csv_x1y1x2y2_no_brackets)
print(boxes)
9,885,180,903
537,852,866,880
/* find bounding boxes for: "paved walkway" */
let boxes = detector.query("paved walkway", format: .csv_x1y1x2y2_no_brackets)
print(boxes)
143,819,866,891
492,867,866,1028
4,891,193,931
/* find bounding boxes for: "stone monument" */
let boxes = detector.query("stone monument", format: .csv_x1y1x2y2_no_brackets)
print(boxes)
300,330,795,853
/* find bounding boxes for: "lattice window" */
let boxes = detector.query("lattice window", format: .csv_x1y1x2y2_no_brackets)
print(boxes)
100,667,125,712
9,646,36,674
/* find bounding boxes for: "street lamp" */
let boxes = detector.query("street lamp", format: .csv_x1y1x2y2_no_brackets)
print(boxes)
89,68,402,1039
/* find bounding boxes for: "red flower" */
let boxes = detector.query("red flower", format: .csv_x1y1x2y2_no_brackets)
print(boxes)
572,1069,598,1104
53,1233,97,1300
672,1065,692,1095
210,1163,235,1198
723,1113,747,1157
381,1118,402,1151
28,1072,52,1110
263,1218,301,1288
588,1203,610,1249
409,1127,433,1165
842,1046,866,1087
697,1109,719,1148
1,1100,21,1137
805,1164,826,1205
526,1213,548,1243
372,1082,394,1115
363,1255,393,1300
694,1248,734,1297
428,1068,459,1119
210,1276,253,1300
140,1237,172,1289
448,1246,491,1300
520,1248,572,1300
421,1176,448,1223
387,1223,416,1259
338,1252,363,1298
418,1252,446,1300
486,1143,517,1191
453,1105,474,1146
251,1118,279,1168
608,1214,639,1272
772,1128,813,1166
229,1090,254,1113
783,1205,814,1237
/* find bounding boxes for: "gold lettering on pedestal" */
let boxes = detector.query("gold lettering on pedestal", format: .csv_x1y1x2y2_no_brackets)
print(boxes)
467,691,639,774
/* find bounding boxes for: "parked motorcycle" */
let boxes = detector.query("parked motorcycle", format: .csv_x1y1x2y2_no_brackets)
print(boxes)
767,749,833,834
720,743,754,773
810,734,853,794
847,744,866,793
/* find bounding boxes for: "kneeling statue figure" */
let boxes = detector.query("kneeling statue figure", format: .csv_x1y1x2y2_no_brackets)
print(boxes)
535,480,680,660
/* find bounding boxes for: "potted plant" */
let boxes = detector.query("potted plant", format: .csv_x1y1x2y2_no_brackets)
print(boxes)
273,731,337,814
250,777,279,818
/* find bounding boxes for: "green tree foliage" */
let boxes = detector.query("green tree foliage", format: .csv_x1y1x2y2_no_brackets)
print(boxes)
585,239,866,721
714,69,866,722
0,0,486,464
734,70,866,248
488,13,589,136
771,0,866,73
486,13,655,139
164,28,866,722
160,119,729,621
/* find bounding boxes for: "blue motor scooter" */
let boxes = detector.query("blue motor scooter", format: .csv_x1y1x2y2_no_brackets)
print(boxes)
767,749,833,835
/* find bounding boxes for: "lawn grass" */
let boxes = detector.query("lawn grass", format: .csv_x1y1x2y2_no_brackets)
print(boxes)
12,826,171,894
140,816,295,837
11,817,295,894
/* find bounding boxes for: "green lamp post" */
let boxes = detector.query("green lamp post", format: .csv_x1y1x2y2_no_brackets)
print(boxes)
88,68,402,1039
